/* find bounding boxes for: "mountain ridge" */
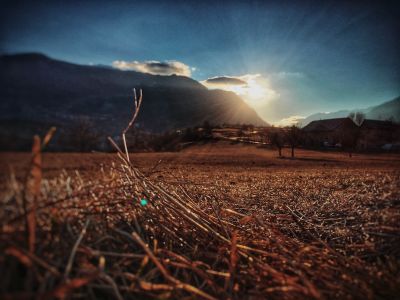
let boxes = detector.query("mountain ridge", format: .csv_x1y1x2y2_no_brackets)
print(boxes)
0,53,268,136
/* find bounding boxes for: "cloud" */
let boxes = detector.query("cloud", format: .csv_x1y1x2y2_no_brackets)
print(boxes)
274,115,305,126
112,60,192,77
202,76,248,87
201,74,279,103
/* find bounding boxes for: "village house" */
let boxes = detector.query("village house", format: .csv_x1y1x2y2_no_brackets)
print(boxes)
358,119,399,150
303,118,399,150
302,118,356,147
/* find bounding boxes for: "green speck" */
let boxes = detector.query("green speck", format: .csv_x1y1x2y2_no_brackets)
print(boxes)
140,199,148,206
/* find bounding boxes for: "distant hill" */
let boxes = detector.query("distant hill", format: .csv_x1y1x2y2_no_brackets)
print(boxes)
0,53,267,142
301,96,400,126
367,97,400,121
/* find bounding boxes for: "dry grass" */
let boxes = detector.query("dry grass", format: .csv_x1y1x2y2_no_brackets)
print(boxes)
1,143,399,299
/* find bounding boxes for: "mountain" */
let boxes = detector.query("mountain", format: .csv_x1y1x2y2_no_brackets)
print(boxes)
301,97,400,126
367,97,400,121
0,53,267,144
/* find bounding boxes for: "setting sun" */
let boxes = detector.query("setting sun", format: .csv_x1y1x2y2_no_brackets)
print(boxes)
201,73,277,104
246,78,266,100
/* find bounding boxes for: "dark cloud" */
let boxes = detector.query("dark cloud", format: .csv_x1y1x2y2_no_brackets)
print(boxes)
204,76,248,86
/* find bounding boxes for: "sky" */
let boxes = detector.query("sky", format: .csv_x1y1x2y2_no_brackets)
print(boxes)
1,0,399,124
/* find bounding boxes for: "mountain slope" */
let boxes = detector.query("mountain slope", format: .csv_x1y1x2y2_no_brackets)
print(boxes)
367,97,400,121
0,53,267,136
301,97,400,126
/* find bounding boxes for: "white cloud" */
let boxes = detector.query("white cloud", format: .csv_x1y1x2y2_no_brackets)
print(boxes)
112,60,192,77
274,115,305,127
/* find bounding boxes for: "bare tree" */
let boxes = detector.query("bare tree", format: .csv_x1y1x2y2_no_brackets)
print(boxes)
66,117,101,152
348,111,365,126
269,128,285,157
285,125,303,158
202,120,212,137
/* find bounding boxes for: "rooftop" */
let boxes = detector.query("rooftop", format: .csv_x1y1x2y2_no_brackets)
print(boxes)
303,118,355,132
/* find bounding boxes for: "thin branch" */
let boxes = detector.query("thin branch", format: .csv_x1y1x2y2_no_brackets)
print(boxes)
64,219,90,280
100,273,123,300
122,88,143,162
114,229,217,300
123,88,143,135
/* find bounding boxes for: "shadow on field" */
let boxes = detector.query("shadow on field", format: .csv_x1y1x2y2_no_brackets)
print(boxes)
278,156,341,163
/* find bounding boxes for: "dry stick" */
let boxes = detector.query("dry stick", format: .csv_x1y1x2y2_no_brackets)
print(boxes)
23,135,42,253
100,273,123,300
95,251,144,259
123,272,174,291
131,231,218,300
114,229,217,300
22,127,56,252
41,127,57,150
160,250,226,295
108,137,217,234
122,88,143,162
227,230,238,295
110,140,270,255
122,134,130,163
285,206,367,288
210,197,231,239
285,205,345,259
138,175,220,230
5,246,61,276
64,219,91,280
145,159,163,176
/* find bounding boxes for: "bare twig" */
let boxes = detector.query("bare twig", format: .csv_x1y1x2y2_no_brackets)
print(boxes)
115,229,217,300
122,88,143,162
64,219,91,280
5,246,61,276
24,135,42,253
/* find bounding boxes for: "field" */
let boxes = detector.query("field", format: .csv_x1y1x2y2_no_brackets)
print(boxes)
1,142,400,299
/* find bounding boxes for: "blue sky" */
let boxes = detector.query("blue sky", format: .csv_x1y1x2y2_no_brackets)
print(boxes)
1,0,399,123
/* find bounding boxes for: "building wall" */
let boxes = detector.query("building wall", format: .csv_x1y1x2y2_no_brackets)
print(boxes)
358,128,397,149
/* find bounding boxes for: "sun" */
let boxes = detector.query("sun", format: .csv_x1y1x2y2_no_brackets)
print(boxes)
246,79,266,100
201,74,279,104
224,78,266,101
226,85,248,97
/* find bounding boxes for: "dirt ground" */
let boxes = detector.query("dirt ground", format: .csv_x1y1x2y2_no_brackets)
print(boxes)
1,142,400,299
1,142,400,180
